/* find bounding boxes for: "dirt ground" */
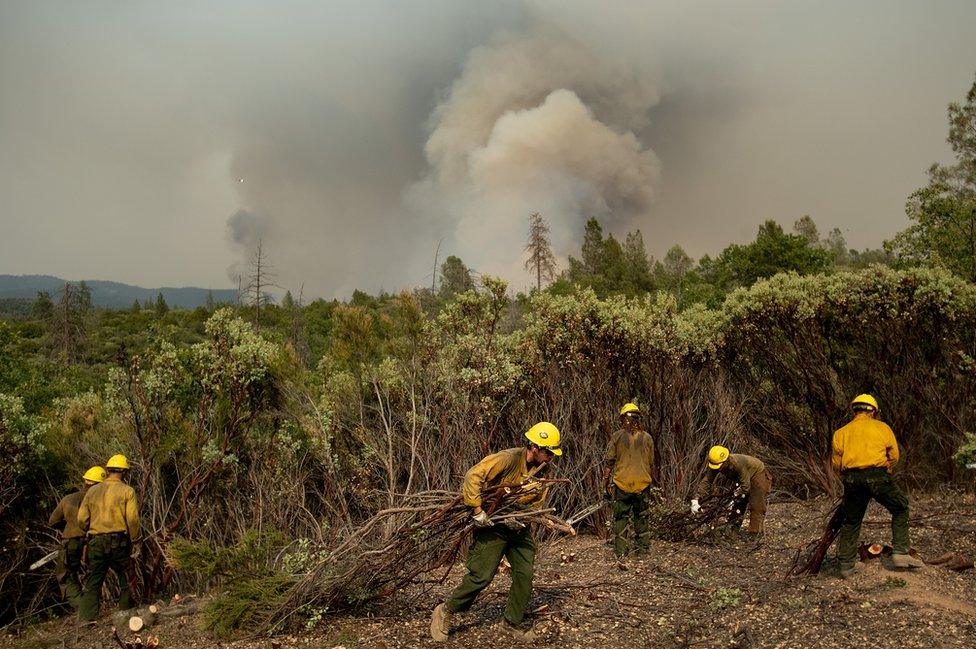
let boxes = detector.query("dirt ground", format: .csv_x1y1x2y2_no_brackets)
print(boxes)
5,494,975,649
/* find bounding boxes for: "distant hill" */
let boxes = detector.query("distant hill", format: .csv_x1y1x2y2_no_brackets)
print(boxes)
0,275,238,310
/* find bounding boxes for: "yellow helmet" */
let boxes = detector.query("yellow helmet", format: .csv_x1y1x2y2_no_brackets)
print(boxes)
851,394,879,412
619,403,640,417
707,445,730,470
83,466,107,483
106,454,130,470
525,422,562,456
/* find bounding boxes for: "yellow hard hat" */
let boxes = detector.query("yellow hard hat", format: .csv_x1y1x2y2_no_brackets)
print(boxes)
525,422,562,456
707,445,730,470
83,466,107,483
619,403,640,416
851,394,879,411
105,454,130,470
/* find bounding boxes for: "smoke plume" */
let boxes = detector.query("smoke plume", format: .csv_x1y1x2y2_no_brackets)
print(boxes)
410,23,662,282
225,209,272,282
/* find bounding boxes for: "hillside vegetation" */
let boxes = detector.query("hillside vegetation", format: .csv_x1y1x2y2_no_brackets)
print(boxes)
2,72,976,643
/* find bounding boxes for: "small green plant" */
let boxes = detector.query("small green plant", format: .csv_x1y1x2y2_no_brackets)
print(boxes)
953,432,976,469
710,587,742,609
884,576,907,590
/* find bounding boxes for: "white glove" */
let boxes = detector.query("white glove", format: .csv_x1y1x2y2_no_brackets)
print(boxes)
472,510,492,527
690,499,701,514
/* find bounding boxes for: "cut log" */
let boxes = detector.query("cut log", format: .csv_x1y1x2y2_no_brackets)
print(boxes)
111,608,139,629
926,552,974,571
128,606,158,632
128,609,156,632
157,599,202,619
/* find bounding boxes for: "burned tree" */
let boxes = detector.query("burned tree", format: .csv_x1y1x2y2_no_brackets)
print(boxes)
240,240,278,324
48,282,90,362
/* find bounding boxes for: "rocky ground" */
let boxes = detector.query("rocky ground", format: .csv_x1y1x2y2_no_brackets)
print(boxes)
4,494,975,649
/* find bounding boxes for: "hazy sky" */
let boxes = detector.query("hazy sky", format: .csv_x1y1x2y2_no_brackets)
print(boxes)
2,1,975,297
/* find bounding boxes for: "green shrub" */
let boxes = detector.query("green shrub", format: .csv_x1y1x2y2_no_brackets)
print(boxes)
953,432,976,468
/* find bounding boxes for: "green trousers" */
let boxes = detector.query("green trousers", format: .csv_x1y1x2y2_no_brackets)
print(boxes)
79,533,135,621
611,486,651,556
58,537,86,607
837,468,910,569
445,526,536,626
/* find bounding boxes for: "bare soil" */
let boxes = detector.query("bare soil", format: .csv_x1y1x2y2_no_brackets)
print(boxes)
5,494,975,649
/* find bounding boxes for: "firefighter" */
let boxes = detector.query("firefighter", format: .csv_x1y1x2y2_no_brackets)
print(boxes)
430,422,563,642
602,402,655,556
49,466,106,608
77,454,141,623
832,394,924,577
692,446,772,539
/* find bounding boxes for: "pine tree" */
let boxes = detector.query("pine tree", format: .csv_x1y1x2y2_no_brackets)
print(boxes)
657,245,694,302
78,280,92,310
623,230,654,293
523,212,558,291
793,215,820,245
580,218,606,276
439,255,474,300
32,291,54,320
286,285,310,365
155,292,169,316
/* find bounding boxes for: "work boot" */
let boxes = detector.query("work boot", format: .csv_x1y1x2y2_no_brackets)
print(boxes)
430,602,451,642
838,564,860,579
496,620,537,642
839,567,858,579
891,553,924,569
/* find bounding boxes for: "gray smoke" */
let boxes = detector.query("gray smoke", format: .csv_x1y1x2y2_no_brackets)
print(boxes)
225,209,272,282
409,22,662,281
5,2,975,297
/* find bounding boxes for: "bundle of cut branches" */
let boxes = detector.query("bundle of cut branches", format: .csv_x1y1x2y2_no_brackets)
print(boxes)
787,500,843,576
645,488,741,542
262,478,572,633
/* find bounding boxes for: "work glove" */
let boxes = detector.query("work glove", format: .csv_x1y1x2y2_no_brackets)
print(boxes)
690,499,701,514
129,541,142,560
472,510,492,527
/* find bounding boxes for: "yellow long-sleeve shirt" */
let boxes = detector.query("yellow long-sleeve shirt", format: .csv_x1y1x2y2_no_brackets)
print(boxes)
603,429,654,493
831,413,899,472
78,477,141,541
49,489,87,539
461,447,547,511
